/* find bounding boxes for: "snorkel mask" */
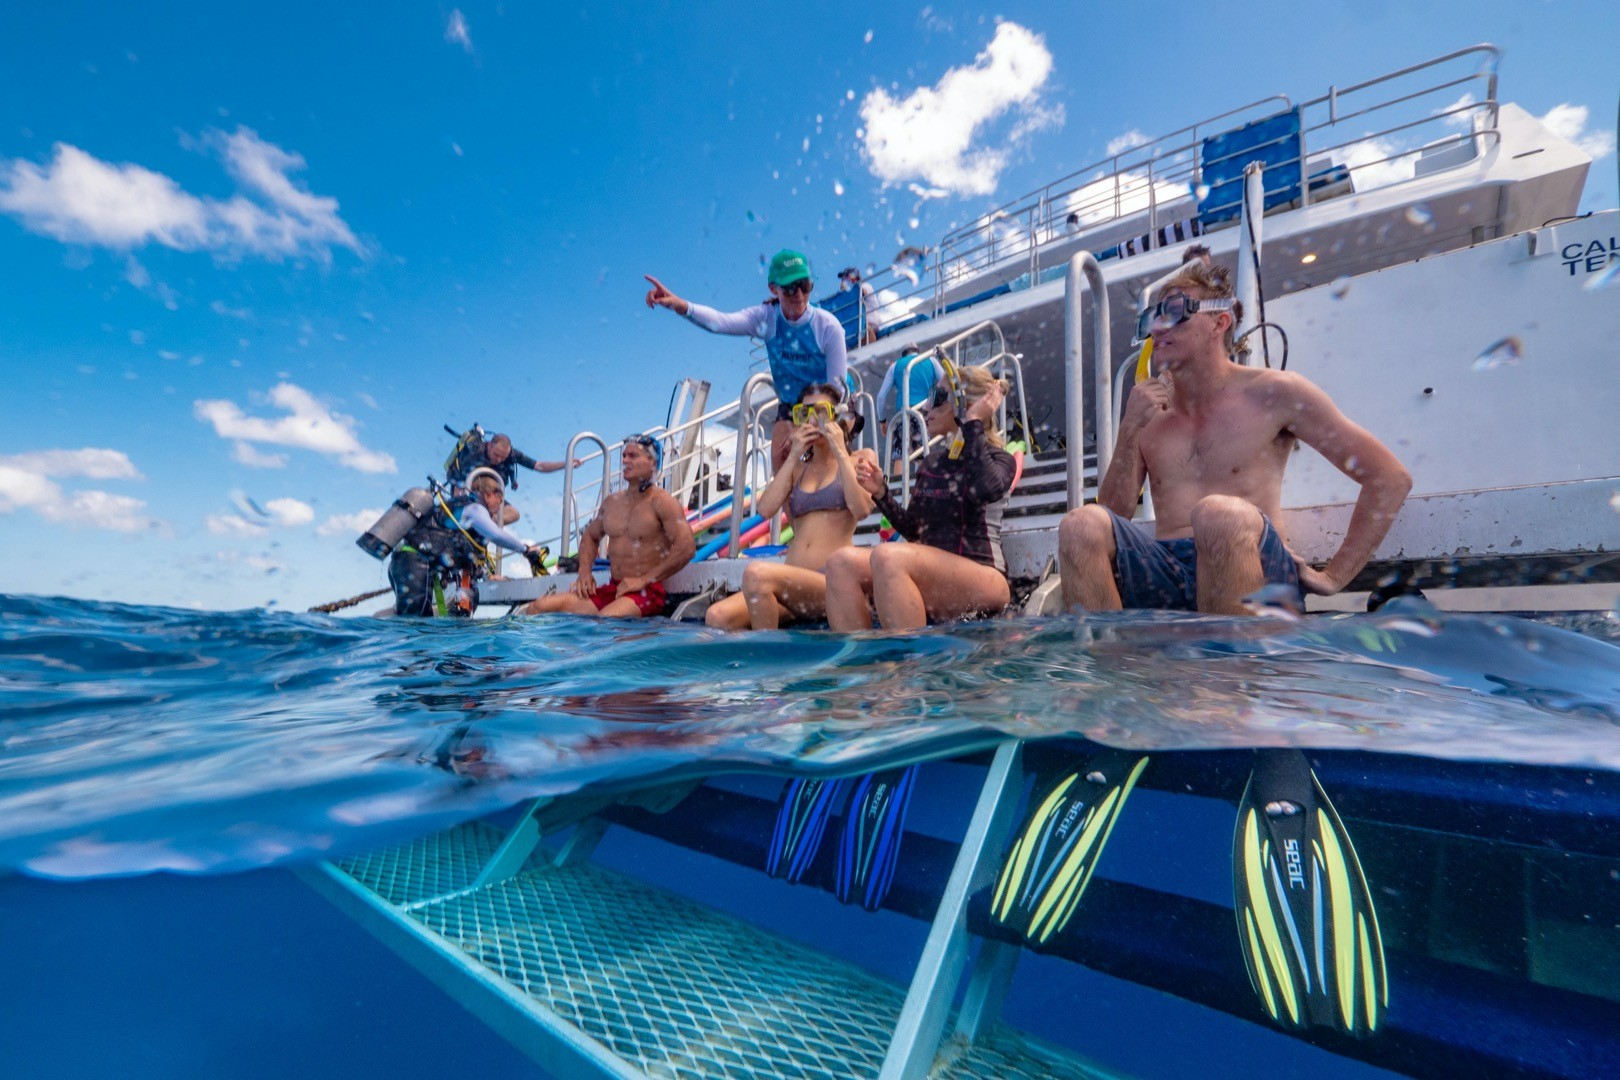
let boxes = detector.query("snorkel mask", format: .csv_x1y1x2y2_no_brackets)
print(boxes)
931,350,970,422
1136,292,1236,340
622,433,663,492
789,401,838,426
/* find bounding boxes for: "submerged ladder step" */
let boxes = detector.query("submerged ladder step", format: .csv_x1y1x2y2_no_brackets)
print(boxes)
311,823,1118,1080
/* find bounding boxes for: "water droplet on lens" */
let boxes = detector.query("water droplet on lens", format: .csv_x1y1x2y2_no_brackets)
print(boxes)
1608,491,1620,513
1472,335,1523,371
1585,259,1619,292
1195,183,1211,199
1329,276,1351,299
1405,205,1432,226
864,29,873,43
833,180,845,196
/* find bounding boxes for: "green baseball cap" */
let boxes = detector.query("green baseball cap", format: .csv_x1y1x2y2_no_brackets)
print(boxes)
767,249,811,287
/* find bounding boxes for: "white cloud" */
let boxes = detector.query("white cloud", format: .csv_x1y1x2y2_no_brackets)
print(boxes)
205,512,267,537
0,447,157,532
264,497,314,527
317,508,384,537
1435,92,1479,130
1334,136,1414,193
2,448,142,480
859,22,1060,196
445,10,473,52
0,127,363,262
39,491,154,532
194,381,397,473
1541,103,1616,161
1105,129,1150,158
232,441,288,468
211,299,251,319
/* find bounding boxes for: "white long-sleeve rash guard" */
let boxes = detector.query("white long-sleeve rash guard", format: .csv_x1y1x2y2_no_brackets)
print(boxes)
459,502,528,554
683,301,848,406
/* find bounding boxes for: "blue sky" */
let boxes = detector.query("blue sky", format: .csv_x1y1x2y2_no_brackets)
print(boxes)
1,1,1615,611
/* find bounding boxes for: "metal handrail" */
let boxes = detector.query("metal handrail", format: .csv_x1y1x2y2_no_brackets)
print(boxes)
1065,253,1110,512
728,372,777,556
559,433,610,558
831,46,1503,346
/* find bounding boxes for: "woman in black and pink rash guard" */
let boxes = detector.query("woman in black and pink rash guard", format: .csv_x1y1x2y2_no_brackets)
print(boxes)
825,365,1015,630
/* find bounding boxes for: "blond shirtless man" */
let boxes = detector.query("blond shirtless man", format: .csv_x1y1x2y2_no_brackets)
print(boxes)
1058,261,1411,614
522,436,695,619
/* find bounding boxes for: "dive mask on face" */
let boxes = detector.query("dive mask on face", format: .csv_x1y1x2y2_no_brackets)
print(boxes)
790,401,838,426
1138,292,1236,338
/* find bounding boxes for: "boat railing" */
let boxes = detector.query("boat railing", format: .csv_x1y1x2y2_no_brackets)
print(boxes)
548,380,782,560
848,44,1502,342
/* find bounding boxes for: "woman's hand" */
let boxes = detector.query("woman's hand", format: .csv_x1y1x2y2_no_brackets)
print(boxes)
817,414,849,456
964,381,1005,425
854,454,887,498
788,423,816,460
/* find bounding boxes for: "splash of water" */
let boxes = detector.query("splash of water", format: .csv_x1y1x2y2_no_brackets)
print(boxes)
1472,335,1523,371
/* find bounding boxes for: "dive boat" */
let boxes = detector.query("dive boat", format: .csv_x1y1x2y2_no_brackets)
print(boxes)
313,45,1620,1079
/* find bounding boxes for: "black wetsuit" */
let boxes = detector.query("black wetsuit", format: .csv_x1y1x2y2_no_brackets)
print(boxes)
873,420,1016,574
387,503,484,617
445,435,540,489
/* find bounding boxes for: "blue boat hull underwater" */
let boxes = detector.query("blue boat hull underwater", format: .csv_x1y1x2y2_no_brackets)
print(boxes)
316,45,1620,1080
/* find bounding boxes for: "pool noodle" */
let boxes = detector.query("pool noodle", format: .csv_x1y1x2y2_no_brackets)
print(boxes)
694,514,764,561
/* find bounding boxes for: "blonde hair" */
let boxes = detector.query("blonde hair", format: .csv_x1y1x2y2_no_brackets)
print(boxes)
956,365,1008,450
470,474,504,498
1161,260,1244,356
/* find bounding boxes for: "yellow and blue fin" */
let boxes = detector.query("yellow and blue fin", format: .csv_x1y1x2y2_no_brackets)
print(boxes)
990,747,1150,946
1234,748,1389,1037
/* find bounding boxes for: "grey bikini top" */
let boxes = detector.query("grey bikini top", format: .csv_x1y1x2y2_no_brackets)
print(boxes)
787,473,849,518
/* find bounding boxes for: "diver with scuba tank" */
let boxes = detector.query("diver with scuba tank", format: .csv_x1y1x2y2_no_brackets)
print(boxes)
442,423,579,526
357,469,548,617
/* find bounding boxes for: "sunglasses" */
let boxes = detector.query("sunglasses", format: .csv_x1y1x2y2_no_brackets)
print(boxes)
1138,292,1235,338
777,280,811,297
790,401,837,426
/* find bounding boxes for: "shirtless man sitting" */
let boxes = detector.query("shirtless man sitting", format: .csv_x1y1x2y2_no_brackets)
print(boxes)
522,435,696,619
1058,260,1411,614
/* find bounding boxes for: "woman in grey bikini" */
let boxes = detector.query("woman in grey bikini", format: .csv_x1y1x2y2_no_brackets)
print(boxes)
705,384,878,630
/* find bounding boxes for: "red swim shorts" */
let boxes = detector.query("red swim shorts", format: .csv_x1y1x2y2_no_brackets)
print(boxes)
591,578,668,617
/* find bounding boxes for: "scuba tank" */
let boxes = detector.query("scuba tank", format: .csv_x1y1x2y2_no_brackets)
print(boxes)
357,487,435,559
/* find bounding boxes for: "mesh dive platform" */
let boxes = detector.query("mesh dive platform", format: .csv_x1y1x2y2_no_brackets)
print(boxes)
305,818,1118,1080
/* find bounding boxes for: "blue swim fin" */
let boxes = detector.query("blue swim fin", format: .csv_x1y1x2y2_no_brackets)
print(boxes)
766,775,849,883
836,765,919,911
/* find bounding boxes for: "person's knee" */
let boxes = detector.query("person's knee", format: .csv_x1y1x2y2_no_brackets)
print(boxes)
740,560,774,597
1059,505,1113,561
869,543,909,578
1191,495,1263,549
824,547,865,587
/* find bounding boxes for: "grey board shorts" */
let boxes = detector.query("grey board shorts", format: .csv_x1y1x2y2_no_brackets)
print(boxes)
1105,507,1302,610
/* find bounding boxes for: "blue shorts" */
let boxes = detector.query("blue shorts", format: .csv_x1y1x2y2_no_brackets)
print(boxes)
1106,507,1301,611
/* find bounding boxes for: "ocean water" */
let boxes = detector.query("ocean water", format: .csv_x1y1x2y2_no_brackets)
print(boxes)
4,592,1620,1078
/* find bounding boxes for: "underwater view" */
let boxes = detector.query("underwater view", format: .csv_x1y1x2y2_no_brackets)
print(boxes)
4,2,1620,1078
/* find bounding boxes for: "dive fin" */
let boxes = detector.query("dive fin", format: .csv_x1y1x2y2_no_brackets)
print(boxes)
991,747,1150,945
836,765,919,911
766,776,849,883
1234,748,1389,1036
